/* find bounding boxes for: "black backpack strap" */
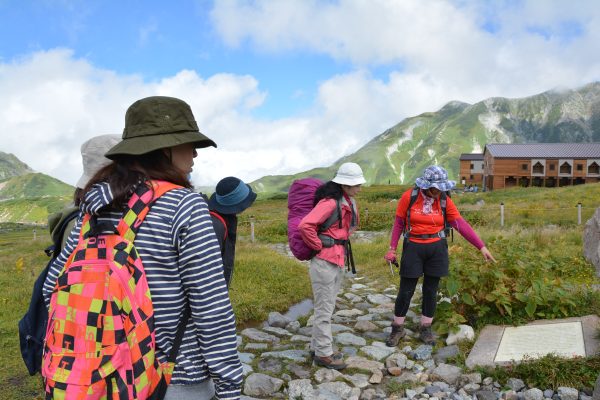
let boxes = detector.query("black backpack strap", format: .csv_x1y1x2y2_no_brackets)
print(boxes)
404,185,420,238
319,198,342,232
167,304,191,363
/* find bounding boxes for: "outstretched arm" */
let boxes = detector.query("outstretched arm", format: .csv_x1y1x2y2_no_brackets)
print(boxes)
449,217,496,262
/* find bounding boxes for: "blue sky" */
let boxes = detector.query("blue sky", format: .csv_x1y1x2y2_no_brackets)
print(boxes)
1,0,599,186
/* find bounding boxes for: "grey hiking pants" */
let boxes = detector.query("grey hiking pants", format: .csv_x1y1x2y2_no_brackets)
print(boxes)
309,257,344,357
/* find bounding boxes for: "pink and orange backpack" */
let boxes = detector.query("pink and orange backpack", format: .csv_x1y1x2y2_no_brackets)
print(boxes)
42,180,187,400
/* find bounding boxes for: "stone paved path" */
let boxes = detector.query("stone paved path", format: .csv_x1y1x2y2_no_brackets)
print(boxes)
238,241,593,400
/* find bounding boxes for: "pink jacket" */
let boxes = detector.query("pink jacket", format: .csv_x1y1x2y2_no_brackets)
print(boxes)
298,196,358,267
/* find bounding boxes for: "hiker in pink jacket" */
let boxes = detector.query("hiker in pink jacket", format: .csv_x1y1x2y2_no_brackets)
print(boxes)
298,162,365,370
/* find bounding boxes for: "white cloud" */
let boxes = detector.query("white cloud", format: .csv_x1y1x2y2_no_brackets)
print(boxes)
2,0,600,189
211,0,600,99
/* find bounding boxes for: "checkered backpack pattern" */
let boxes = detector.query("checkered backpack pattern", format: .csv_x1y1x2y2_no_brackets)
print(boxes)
43,180,182,400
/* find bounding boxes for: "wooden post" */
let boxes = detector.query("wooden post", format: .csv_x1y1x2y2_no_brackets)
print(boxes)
577,203,582,225
364,208,369,223
33,228,37,241
250,216,255,242
500,203,504,227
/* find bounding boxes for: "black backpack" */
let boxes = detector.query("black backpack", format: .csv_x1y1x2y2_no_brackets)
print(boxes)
18,208,79,375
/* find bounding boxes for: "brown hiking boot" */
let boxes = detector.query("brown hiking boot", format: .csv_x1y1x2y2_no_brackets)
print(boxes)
314,355,347,370
310,350,343,361
385,323,406,347
419,324,436,345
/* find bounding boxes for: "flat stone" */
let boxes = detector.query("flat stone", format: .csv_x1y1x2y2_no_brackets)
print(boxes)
434,345,460,363
345,356,384,372
241,328,280,344
288,379,316,400
343,373,370,388
366,293,393,305
238,352,255,364
317,381,361,400
262,326,293,337
386,352,408,368
336,332,367,346
286,363,311,379
360,344,395,360
257,357,283,374
466,315,600,368
363,331,389,341
430,363,462,385
261,349,310,362
314,368,342,383
245,343,269,351
268,311,292,328
369,369,383,384
355,320,378,332
290,334,311,342
344,292,363,303
351,284,368,290
411,344,433,360
331,323,354,333
334,308,365,317
392,371,419,384
243,373,284,397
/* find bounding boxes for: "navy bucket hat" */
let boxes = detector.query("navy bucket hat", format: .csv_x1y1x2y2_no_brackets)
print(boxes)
415,165,456,192
208,177,257,214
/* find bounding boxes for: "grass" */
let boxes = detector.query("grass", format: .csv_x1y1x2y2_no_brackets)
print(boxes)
479,354,600,391
1,183,600,398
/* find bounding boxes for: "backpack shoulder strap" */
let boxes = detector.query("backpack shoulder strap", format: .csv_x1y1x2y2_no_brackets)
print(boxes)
405,185,420,234
319,198,342,232
116,180,183,241
44,208,79,257
209,211,228,241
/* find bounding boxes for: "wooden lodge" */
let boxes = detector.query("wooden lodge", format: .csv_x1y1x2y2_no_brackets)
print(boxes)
459,153,484,187
460,143,600,191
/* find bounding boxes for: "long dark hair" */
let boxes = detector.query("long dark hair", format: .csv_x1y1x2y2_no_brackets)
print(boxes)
80,149,192,208
313,181,343,206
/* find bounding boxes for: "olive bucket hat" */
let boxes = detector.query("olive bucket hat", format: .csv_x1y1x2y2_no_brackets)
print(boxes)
105,96,216,159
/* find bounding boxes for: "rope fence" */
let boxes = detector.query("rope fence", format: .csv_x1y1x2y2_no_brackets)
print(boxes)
0,203,593,243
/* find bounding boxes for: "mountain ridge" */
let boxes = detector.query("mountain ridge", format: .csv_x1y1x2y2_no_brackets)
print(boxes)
250,81,600,194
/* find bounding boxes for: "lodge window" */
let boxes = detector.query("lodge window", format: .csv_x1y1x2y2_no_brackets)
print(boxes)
559,162,571,174
589,162,600,174
576,164,583,171
470,163,474,169
532,162,544,174
521,164,528,170
549,164,555,171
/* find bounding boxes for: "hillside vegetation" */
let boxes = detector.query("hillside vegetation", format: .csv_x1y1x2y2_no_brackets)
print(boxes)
1,184,599,399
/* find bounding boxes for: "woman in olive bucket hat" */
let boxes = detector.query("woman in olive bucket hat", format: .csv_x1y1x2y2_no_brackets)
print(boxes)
42,96,242,399
206,176,257,287
383,165,496,347
298,162,365,370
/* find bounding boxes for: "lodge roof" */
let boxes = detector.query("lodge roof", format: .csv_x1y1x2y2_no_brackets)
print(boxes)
484,143,600,158
459,153,484,160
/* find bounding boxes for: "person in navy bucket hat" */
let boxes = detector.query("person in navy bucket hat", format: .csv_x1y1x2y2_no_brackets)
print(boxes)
207,177,257,286
415,165,456,192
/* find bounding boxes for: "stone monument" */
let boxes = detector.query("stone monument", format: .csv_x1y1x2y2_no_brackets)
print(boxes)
583,206,600,277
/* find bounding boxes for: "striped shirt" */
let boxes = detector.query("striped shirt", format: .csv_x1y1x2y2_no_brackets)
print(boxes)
42,182,243,399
